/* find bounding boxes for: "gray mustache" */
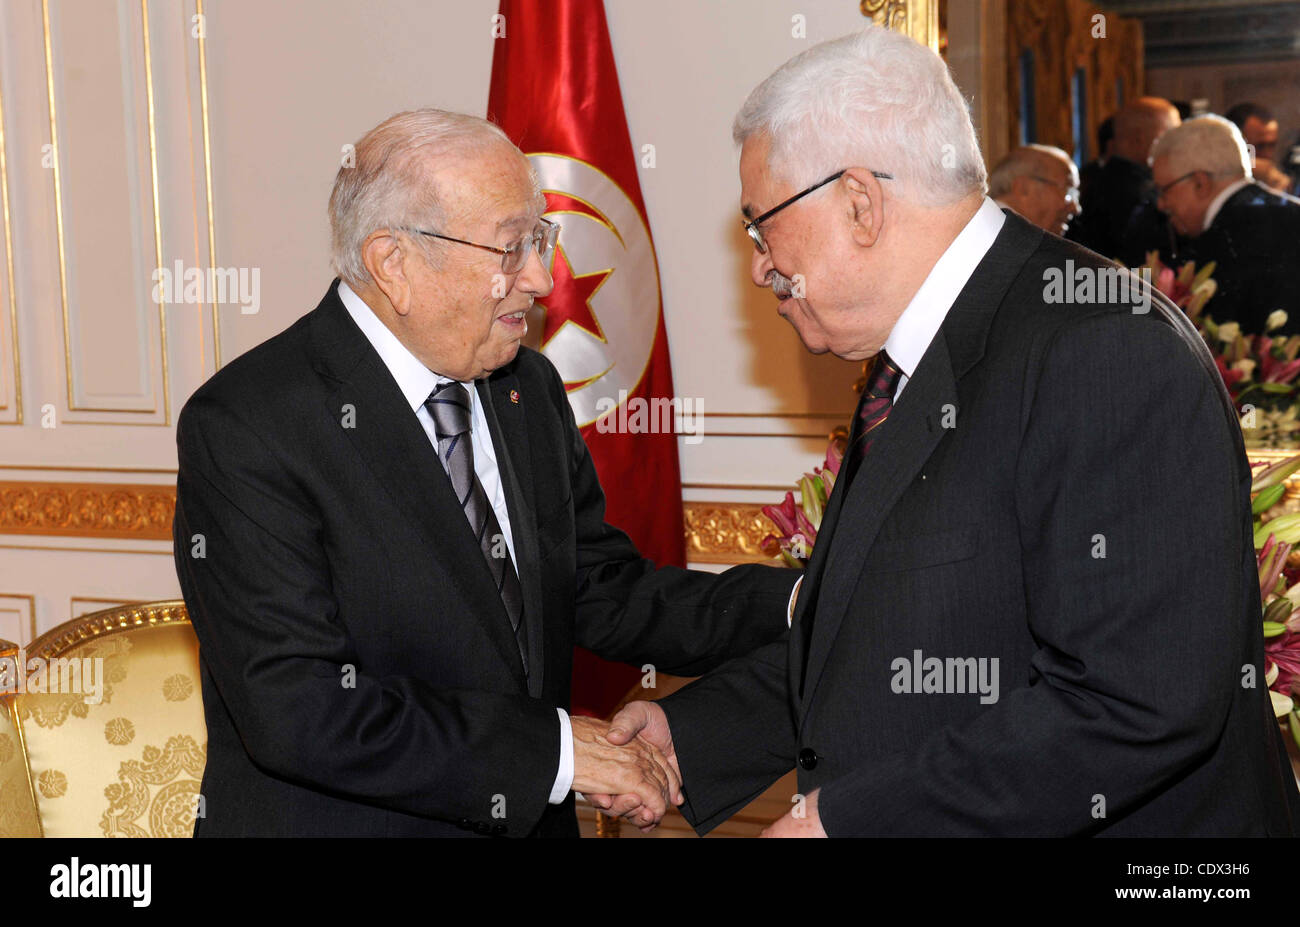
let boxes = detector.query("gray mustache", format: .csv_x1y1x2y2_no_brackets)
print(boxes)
769,270,796,299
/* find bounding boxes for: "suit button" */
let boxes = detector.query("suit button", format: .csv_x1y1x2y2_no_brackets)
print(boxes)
457,818,470,829
798,748,819,770
492,823,507,836
474,821,492,835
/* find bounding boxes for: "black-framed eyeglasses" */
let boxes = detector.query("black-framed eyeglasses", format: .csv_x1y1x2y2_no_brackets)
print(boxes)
406,216,560,274
1156,171,1201,198
742,169,893,254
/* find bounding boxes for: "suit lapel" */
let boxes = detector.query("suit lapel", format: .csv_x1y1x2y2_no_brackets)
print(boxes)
477,372,547,699
797,335,958,724
309,287,528,683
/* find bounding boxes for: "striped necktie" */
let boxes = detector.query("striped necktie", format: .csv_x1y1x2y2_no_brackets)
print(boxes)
424,381,528,675
842,350,903,489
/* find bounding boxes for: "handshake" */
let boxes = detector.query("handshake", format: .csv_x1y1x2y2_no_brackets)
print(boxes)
570,701,679,832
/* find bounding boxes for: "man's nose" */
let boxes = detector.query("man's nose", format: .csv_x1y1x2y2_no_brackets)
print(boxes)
517,245,554,297
751,246,774,288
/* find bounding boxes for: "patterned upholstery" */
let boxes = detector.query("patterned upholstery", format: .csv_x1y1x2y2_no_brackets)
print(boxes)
3,601,206,837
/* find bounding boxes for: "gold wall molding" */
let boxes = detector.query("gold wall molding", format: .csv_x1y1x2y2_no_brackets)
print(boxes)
0,481,174,539
42,0,170,424
0,594,37,647
684,501,777,564
0,479,786,560
6,456,1297,563
0,58,19,425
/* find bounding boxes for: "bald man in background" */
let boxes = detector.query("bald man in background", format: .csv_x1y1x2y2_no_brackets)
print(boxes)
1069,96,1181,265
988,144,1081,236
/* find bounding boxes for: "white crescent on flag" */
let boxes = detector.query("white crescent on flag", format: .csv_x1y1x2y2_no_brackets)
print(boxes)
530,153,661,428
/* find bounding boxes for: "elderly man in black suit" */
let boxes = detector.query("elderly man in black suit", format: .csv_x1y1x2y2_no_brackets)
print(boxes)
1152,114,1300,336
601,26,1300,836
172,108,796,837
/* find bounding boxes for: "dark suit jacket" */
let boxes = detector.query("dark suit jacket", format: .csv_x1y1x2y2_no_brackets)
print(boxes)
1067,155,1176,267
1183,181,1300,336
172,281,795,837
662,211,1300,836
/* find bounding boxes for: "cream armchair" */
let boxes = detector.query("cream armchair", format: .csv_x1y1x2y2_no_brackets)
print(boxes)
0,601,206,837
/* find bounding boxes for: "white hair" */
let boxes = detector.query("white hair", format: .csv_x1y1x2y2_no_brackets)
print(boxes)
733,26,986,207
1148,115,1252,181
328,108,516,288
988,145,1075,198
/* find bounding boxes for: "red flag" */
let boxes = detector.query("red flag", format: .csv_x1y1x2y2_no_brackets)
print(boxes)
488,0,686,718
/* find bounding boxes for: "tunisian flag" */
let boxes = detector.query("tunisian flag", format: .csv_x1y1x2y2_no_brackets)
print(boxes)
488,0,686,717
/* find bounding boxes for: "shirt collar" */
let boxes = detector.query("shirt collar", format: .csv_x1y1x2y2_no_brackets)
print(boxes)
883,196,1006,380
1202,177,1251,232
337,280,462,411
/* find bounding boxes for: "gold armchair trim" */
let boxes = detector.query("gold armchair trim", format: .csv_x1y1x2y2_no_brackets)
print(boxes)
23,599,189,663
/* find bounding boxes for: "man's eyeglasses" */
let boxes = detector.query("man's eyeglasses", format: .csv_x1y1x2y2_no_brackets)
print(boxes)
406,216,560,274
1028,174,1080,203
1156,171,1201,198
743,169,893,254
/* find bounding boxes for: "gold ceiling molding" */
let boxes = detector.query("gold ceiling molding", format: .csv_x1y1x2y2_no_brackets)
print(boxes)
0,481,174,540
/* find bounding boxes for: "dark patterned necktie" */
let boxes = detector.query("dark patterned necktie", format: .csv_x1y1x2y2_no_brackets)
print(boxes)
842,350,903,489
424,381,527,675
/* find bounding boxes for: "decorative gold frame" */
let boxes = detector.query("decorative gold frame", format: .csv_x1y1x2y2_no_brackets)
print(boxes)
860,0,942,53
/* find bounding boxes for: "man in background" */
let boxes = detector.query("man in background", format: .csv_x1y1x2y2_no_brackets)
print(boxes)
988,144,1081,235
1226,102,1291,194
1068,96,1180,265
1153,114,1300,335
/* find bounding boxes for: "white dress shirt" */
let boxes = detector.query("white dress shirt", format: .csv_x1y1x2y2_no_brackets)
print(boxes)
786,197,1006,624
1202,177,1252,233
338,281,574,803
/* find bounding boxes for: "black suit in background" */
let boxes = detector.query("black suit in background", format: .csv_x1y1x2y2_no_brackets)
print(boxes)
661,212,1300,836
173,281,795,837
1068,154,1176,267
1183,181,1300,336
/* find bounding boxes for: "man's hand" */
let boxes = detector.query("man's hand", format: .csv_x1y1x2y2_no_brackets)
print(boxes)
586,701,680,831
570,714,681,829
760,787,827,837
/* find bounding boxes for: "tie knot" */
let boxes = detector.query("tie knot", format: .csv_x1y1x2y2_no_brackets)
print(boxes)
424,381,471,438
866,350,902,399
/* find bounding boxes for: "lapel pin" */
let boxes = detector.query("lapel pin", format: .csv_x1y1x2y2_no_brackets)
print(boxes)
509,389,520,404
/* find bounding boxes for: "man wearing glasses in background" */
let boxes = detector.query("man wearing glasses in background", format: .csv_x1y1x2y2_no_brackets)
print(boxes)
1152,114,1300,337
987,144,1082,237
172,108,796,837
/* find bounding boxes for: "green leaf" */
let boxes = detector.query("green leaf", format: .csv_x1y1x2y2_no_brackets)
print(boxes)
1255,514,1300,547
1264,597,1295,624
1263,621,1289,638
1253,483,1287,514
1250,454,1300,492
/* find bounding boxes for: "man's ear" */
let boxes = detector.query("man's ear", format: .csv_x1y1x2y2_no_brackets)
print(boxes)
362,230,412,316
843,168,885,248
